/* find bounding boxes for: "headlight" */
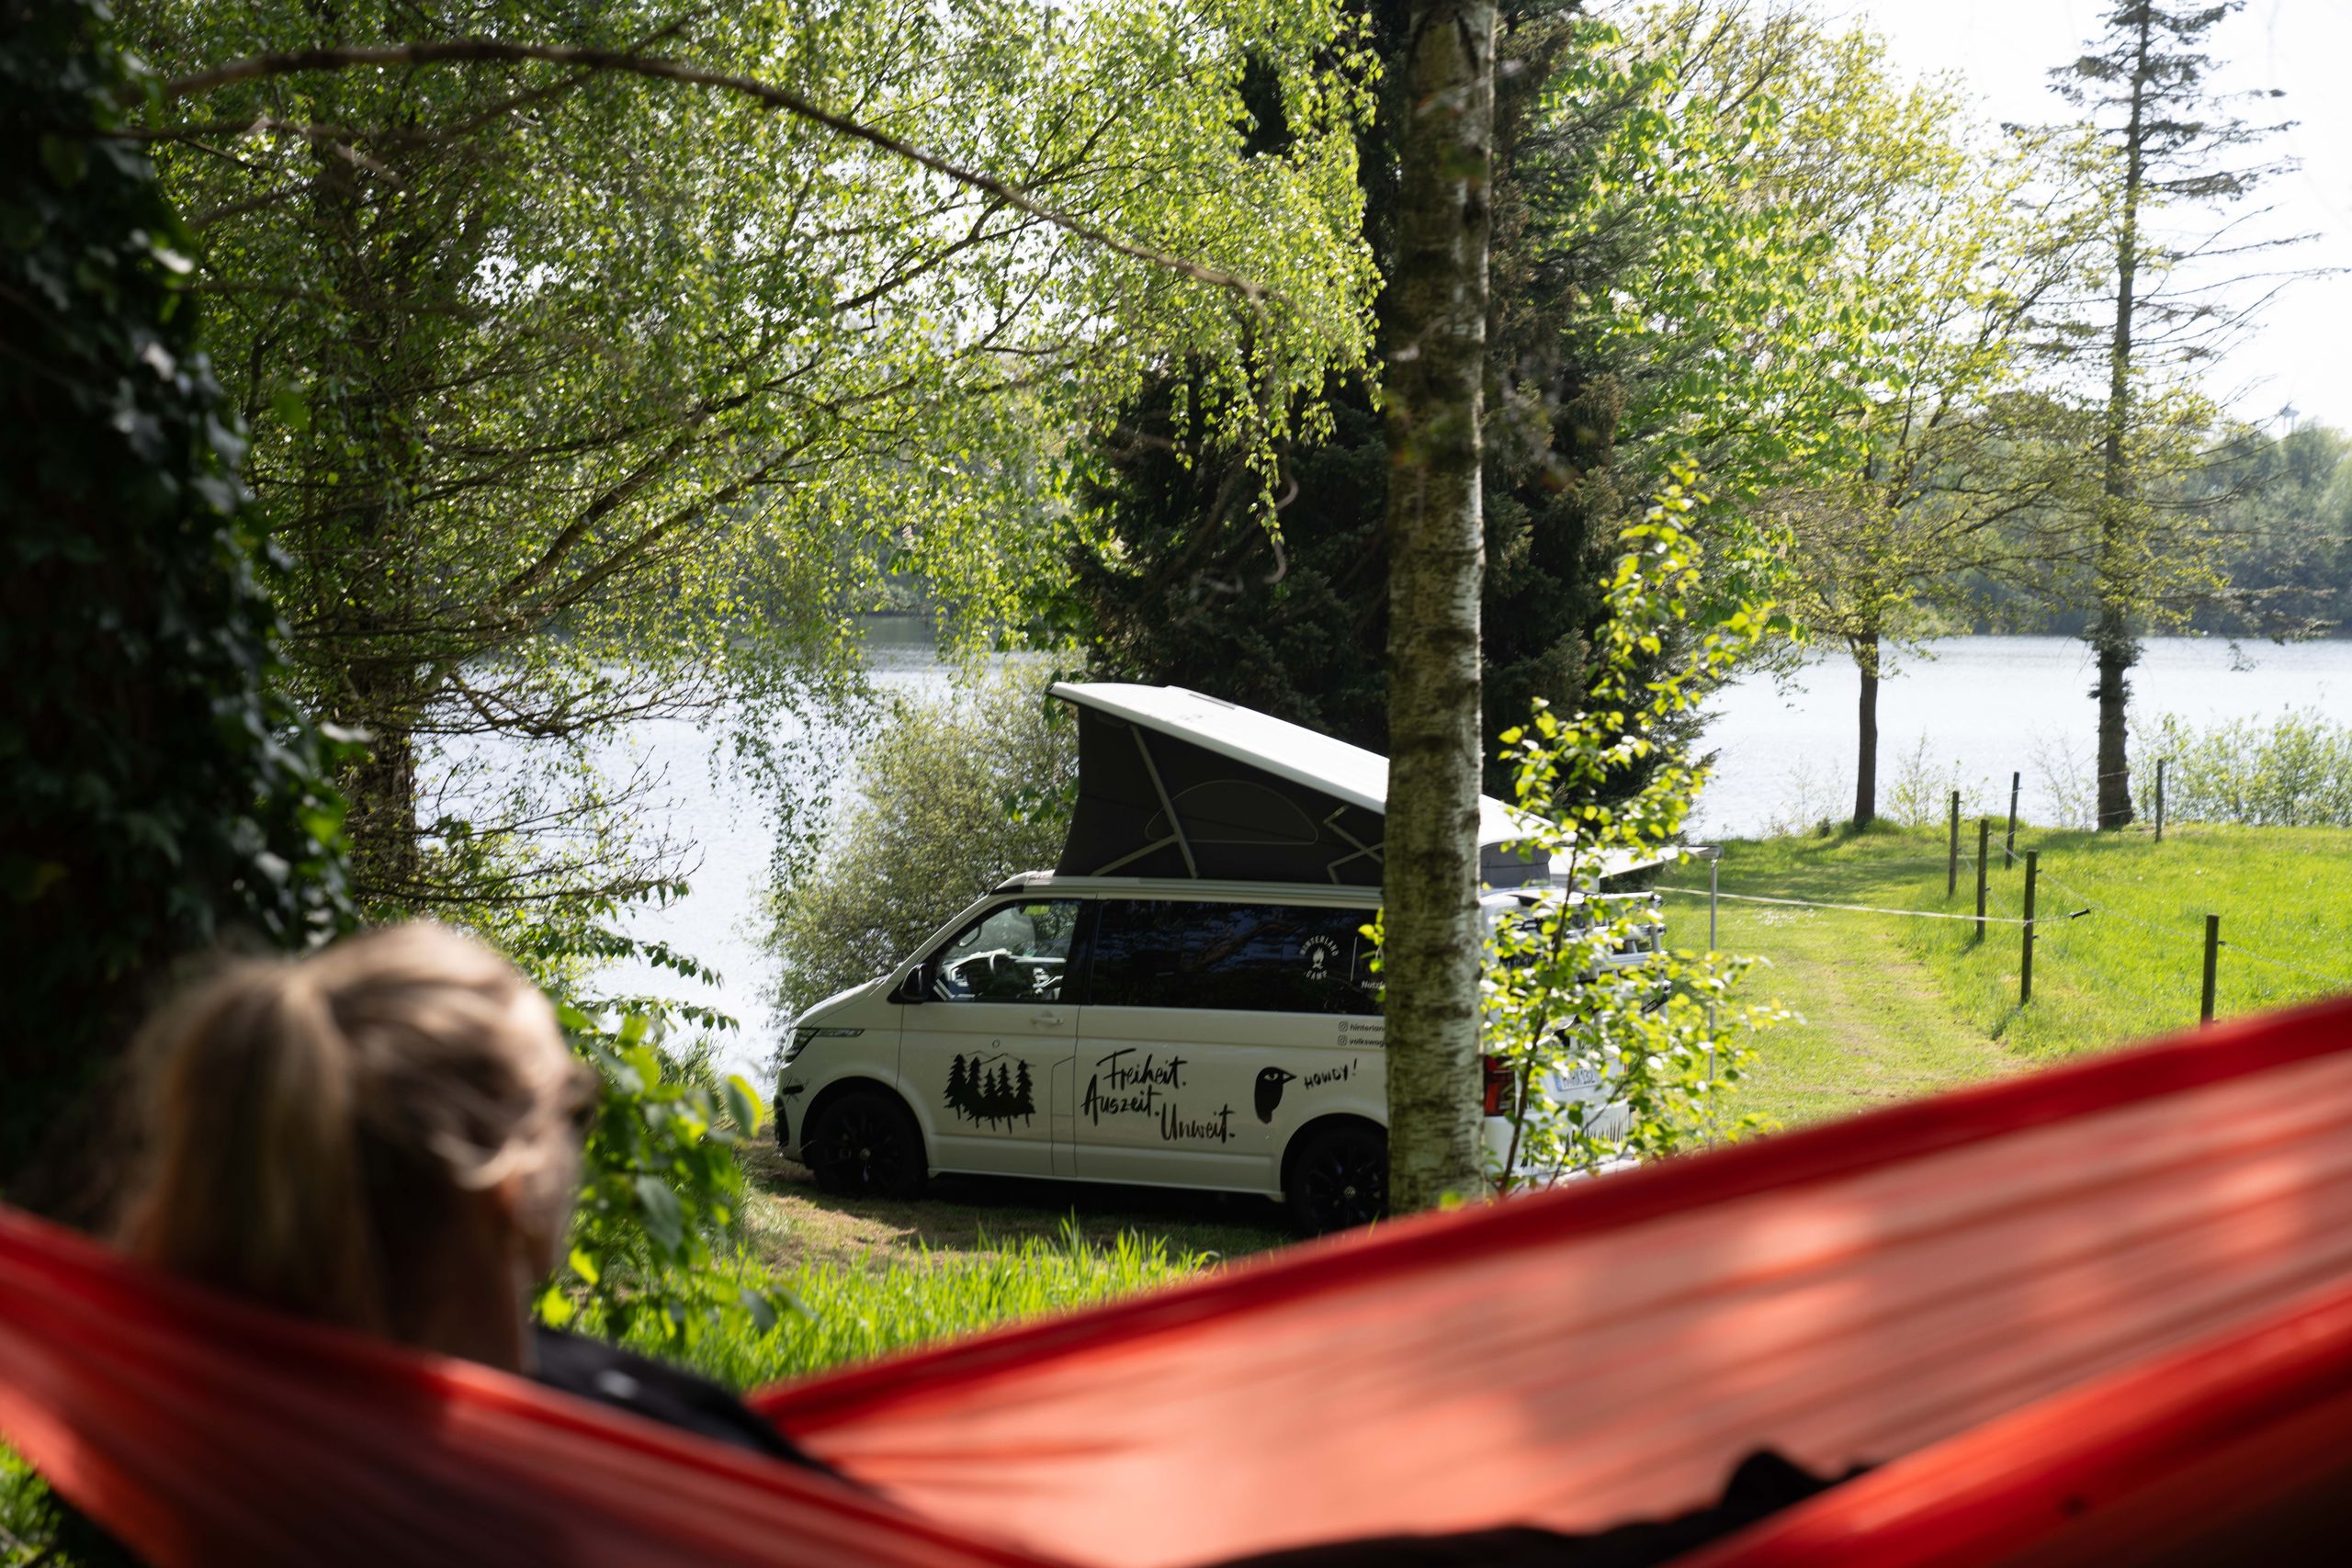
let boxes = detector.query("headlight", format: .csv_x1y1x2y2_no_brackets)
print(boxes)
783,1025,862,1066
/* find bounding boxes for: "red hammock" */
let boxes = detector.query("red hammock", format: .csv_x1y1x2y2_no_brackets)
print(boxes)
6,996,2352,1567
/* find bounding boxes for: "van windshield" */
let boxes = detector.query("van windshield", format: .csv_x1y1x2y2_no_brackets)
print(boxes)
930,899,1081,1002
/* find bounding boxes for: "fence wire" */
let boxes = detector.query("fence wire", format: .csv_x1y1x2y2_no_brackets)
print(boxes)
1665,857,2348,995
1656,885,2029,925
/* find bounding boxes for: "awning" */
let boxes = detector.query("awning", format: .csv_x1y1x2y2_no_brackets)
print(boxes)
1048,682,1663,887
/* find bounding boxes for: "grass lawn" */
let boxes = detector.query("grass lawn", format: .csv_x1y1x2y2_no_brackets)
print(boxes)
738,1143,1292,1274
605,1146,1297,1390
1883,821,2352,1055
1658,822,2352,1128
1656,832,2017,1128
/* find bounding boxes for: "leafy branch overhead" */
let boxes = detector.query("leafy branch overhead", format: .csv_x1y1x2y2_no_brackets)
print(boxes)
115,0,1379,931
155,37,1295,306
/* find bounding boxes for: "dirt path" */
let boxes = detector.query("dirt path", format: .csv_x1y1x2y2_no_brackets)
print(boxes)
1663,838,2017,1130
739,1145,1290,1274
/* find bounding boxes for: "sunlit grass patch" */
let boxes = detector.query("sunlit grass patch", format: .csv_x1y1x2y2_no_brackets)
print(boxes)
586,1220,1218,1392
1883,822,2352,1057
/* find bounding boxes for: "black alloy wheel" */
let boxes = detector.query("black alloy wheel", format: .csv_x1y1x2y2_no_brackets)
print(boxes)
1286,1123,1389,1235
805,1089,927,1200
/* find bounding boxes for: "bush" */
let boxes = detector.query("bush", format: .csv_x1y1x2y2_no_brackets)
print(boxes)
765,673,1077,1031
1477,472,1785,1186
2135,709,2352,827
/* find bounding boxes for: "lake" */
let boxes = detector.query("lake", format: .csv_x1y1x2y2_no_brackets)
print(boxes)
549,631,2352,1072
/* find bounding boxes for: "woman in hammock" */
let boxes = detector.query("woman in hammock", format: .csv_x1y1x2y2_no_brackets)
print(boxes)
110,921,809,1464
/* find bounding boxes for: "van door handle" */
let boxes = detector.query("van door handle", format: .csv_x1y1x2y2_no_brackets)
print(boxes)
1029,1010,1063,1029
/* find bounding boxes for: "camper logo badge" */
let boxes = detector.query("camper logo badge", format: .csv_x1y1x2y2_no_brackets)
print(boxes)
1301,935,1338,980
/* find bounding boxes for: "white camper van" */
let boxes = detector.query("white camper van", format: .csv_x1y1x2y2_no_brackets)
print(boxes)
775,683,1663,1234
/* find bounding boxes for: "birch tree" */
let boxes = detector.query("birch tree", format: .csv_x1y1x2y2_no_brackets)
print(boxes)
1382,0,1498,1213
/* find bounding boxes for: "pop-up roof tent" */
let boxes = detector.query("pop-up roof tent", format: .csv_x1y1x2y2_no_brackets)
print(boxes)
1049,682,1658,887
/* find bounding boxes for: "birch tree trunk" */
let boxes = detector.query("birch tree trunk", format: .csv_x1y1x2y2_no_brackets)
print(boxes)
1382,0,1498,1213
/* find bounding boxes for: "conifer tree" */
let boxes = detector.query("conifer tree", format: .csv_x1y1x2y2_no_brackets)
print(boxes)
2048,0,2304,828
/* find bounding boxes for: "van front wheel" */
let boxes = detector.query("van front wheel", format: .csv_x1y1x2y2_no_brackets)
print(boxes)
1285,1123,1388,1235
804,1089,928,1200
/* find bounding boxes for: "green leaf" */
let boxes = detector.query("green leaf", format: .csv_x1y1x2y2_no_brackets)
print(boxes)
632,1173,684,1256
722,1075,763,1137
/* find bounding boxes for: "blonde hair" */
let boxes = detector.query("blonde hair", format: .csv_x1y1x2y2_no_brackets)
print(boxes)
114,923,593,1337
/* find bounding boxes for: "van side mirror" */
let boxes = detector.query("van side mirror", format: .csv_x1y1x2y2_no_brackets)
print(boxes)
896,967,926,1004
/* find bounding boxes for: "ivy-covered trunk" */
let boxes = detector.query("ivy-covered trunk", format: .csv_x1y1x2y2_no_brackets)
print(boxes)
1382,0,1498,1213
1,0,349,1190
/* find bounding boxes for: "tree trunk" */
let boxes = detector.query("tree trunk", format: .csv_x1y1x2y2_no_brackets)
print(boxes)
2091,620,2137,829
1383,0,1498,1214
1851,632,1880,829
2092,6,2152,831
340,664,422,903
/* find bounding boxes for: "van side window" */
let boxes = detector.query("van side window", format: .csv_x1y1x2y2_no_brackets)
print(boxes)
930,899,1082,1002
1089,901,1379,1015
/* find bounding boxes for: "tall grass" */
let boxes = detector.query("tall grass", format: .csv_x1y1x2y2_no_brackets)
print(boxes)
579,1220,1216,1392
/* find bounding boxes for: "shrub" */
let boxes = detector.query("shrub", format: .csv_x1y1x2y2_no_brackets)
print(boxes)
1476,472,1786,1186
764,673,1077,1032
2134,709,2352,827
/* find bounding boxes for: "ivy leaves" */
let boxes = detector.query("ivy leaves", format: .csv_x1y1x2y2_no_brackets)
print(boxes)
1,0,354,1174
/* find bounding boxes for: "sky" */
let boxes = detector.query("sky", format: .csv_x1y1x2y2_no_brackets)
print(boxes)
1799,0,2349,433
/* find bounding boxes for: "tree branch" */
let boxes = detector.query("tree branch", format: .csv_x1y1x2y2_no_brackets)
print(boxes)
158,39,1283,307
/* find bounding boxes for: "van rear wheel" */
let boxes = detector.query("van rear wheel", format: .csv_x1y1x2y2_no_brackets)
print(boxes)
1285,1123,1388,1235
804,1089,927,1200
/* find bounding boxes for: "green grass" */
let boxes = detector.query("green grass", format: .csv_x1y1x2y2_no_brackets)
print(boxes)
1881,822,2352,1057
736,1142,1291,1275
583,1143,1295,1392
1659,822,2352,1128
1658,830,2016,1127
592,1220,1216,1392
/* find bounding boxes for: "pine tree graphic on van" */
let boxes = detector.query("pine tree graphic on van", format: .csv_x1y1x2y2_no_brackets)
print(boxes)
944,1053,1035,1128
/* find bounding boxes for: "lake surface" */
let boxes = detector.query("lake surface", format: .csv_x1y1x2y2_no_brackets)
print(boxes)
515,632,2352,1073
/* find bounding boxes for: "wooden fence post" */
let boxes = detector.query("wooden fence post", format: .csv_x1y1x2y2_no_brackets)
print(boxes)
1975,819,1989,944
2201,913,2221,1025
2019,850,2039,1005
2155,758,2167,844
2005,773,2021,867
1947,789,1961,897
